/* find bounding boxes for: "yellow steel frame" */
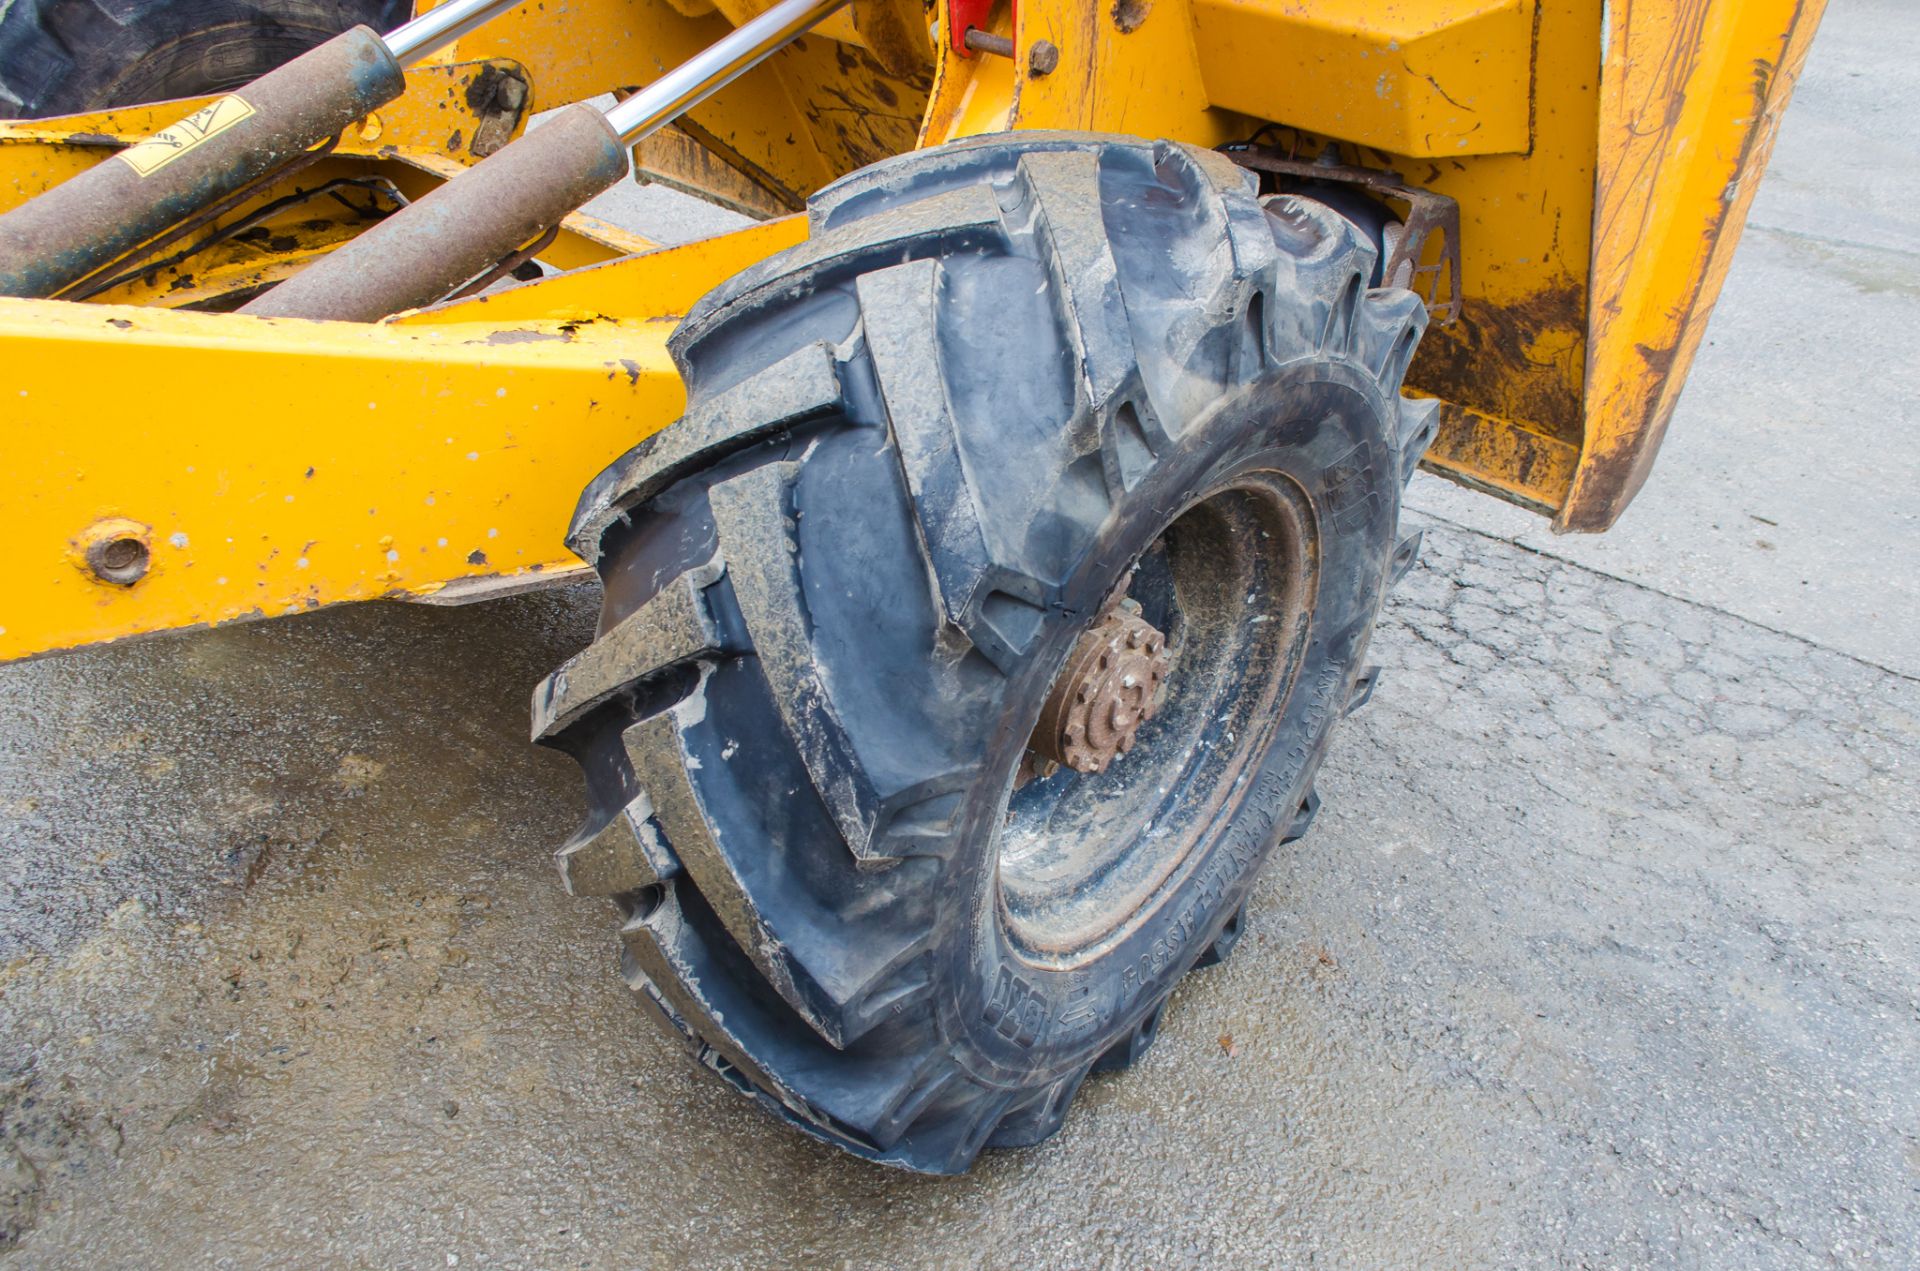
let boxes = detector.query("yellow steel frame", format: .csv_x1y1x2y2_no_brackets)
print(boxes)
0,0,1827,661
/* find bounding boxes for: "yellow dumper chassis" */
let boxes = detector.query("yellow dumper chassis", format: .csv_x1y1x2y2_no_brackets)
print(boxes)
0,0,1826,663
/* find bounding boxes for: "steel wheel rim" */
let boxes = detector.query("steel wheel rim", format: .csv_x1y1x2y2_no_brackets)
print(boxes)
995,468,1319,964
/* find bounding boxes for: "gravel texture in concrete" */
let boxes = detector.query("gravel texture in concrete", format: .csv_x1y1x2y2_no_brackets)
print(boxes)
2,2,1916,1266
1,518,1912,1269
1407,0,1920,678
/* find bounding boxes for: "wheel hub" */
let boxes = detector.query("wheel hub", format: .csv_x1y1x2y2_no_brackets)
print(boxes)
1029,599,1172,776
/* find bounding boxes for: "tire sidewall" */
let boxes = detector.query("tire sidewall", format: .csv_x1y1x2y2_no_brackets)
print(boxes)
3,0,406,117
941,361,1404,1087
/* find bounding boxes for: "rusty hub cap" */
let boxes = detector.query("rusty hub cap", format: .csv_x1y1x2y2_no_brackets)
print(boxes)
1029,599,1173,776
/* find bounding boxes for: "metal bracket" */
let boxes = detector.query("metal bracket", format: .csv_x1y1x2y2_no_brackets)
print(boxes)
1224,145,1463,325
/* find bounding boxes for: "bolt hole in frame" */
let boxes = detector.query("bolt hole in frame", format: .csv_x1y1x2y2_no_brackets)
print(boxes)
0,0,1832,662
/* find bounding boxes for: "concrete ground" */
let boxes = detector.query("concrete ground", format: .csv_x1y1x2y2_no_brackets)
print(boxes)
2,2,1916,1266
1408,0,1920,679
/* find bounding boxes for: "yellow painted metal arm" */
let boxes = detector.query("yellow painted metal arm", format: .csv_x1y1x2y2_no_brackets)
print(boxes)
0,0,1833,664
0,218,806,663
0,301,671,661
1564,0,1828,531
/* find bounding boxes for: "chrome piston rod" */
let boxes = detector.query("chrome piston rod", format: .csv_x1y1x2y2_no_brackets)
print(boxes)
243,0,851,323
599,0,850,142
0,0,527,300
383,0,524,62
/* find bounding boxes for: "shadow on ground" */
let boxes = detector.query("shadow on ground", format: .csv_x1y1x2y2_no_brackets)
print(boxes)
1,515,1913,1268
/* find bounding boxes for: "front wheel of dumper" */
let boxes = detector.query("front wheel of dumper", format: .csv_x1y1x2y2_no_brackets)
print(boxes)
533,131,1437,1173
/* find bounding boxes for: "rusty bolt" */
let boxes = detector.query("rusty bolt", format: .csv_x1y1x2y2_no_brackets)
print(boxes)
1028,600,1173,777
1029,39,1061,76
962,28,1016,58
493,73,528,114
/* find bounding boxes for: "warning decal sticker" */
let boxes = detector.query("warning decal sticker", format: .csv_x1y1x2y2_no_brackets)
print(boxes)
118,96,258,177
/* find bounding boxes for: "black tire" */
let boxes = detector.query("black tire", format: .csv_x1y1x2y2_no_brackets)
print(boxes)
535,131,1436,1173
0,0,410,118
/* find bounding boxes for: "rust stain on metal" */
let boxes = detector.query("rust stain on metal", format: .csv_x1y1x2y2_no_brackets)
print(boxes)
1421,400,1582,514
1110,0,1152,35
1227,147,1464,324
1030,600,1171,777
72,517,154,588
1409,279,1588,448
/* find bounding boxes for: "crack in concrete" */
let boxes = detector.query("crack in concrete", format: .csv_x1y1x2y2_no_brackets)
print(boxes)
1410,508,1920,685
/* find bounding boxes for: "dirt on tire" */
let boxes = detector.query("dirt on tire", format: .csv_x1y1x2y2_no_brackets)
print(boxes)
535,131,1437,1172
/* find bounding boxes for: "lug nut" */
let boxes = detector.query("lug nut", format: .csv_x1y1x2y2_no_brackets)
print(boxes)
1025,595,1173,777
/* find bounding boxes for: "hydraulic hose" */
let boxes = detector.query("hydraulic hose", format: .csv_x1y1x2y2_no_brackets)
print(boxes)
241,0,852,322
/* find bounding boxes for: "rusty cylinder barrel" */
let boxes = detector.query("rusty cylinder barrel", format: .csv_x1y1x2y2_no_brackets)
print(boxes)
240,104,629,323
0,26,405,300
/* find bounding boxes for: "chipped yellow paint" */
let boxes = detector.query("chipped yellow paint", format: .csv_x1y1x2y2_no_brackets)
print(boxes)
1565,0,1828,530
0,299,682,663
1005,0,1230,144
0,0,1829,659
0,190,794,661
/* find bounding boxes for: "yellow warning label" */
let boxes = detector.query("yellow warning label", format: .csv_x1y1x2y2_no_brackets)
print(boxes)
118,96,258,177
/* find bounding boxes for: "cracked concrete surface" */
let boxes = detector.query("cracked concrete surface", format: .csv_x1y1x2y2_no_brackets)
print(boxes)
2,515,1911,1269
2,2,1917,1266
1406,0,1920,678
